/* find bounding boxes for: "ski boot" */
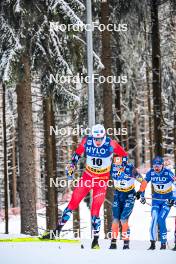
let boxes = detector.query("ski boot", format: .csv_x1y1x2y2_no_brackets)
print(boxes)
40,225,62,240
123,240,130,250
148,240,156,250
91,236,100,249
160,243,166,250
172,243,176,251
109,239,117,249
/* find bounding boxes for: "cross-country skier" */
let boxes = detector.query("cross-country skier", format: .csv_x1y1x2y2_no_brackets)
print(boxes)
109,156,144,249
172,186,176,251
42,124,127,249
136,156,176,250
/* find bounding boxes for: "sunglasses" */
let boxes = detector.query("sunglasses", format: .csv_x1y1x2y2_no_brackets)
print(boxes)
94,138,104,142
153,164,163,167
153,164,163,170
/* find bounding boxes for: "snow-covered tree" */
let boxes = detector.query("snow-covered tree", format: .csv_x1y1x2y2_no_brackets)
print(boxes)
0,0,86,235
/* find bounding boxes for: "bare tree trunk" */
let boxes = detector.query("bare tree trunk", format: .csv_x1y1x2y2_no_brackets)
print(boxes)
16,53,37,235
12,126,17,208
144,16,153,166
52,108,58,225
100,0,113,237
151,0,163,156
2,83,8,234
151,2,163,240
115,56,122,144
43,96,58,230
134,112,140,168
171,3,176,174
122,120,129,151
146,66,153,165
115,86,121,144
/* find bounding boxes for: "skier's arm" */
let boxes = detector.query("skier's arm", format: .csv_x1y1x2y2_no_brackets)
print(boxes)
174,176,176,187
136,171,151,199
132,167,143,183
139,171,151,191
166,179,176,207
138,180,148,192
168,171,176,205
169,171,176,185
71,136,87,165
66,136,87,179
135,180,147,200
110,140,128,157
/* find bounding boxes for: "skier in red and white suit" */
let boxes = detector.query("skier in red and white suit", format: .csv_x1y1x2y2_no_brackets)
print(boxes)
42,124,127,248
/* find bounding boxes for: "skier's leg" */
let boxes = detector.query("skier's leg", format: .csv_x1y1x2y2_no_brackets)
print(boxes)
57,207,72,228
109,221,119,249
148,204,159,250
67,177,91,211
91,216,101,249
41,209,72,239
46,207,73,238
56,174,91,227
91,180,107,217
41,173,91,239
120,195,135,249
112,220,119,240
91,180,108,249
158,203,171,249
112,191,121,239
109,191,121,249
173,217,176,251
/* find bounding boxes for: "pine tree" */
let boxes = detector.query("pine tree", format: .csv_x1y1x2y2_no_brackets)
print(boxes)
100,0,114,237
151,0,163,156
0,0,85,235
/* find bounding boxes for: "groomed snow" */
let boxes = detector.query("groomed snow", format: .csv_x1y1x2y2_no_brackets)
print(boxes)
0,183,176,263
0,240,175,264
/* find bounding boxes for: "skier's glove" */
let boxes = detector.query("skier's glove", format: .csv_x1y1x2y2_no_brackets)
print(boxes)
66,164,75,180
140,197,146,204
136,191,142,200
166,199,175,207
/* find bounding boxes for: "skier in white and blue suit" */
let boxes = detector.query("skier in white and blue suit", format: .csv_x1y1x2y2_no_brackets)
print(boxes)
109,156,144,250
136,156,176,250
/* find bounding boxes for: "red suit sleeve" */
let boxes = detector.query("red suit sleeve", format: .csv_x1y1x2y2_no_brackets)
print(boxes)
75,136,87,156
110,140,128,157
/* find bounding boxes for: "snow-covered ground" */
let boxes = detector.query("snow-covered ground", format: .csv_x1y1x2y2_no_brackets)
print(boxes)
0,185,176,263
0,240,175,264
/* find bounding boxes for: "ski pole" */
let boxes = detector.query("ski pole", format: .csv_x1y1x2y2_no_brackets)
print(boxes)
174,217,176,244
143,201,151,206
145,197,166,201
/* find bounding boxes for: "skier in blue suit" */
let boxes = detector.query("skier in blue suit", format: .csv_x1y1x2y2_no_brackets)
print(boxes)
136,156,176,250
109,156,144,249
